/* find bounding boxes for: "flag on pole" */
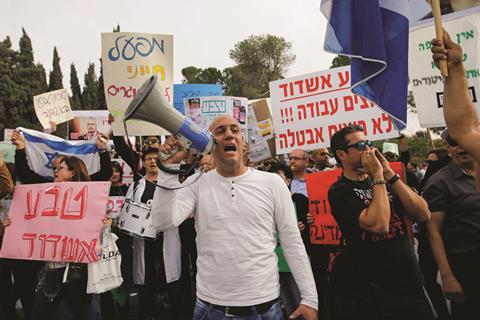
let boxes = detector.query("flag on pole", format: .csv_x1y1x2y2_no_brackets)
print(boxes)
18,127,100,179
321,0,410,130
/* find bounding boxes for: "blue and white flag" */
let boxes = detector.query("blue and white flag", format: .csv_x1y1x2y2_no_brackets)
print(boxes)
321,0,409,130
18,127,100,180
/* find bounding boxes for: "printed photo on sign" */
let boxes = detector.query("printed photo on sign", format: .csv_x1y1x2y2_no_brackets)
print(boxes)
68,110,110,140
173,83,222,115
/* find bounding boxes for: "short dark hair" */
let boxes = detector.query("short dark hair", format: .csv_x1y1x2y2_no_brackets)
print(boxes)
269,162,293,181
141,147,159,160
330,125,364,167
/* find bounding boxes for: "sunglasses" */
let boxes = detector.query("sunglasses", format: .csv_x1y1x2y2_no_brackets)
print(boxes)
53,165,68,172
345,140,373,151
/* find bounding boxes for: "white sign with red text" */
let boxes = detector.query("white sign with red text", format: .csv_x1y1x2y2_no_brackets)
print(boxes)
269,66,399,154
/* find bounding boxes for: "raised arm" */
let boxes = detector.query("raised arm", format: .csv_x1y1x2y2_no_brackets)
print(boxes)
432,31,480,162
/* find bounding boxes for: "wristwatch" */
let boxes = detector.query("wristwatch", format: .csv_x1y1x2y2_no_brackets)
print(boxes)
387,173,401,186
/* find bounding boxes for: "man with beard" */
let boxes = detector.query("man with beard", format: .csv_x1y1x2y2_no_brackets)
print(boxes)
423,130,480,319
151,115,317,320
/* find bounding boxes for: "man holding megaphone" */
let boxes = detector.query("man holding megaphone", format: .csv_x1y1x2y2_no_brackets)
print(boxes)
149,115,318,319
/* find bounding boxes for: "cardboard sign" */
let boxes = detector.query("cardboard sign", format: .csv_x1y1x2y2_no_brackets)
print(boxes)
173,84,222,115
33,89,73,129
68,110,110,140
185,96,248,140
106,196,125,219
269,66,399,154
0,181,110,263
102,32,174,136
306,162,405,245
247,99,275,162
410,11,480,128
0,143,15,163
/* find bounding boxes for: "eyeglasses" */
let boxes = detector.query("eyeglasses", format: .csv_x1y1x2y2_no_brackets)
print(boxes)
345,140,373,151
53,165,68,172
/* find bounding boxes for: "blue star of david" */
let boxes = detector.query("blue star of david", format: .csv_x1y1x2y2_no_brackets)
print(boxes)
44,152,60,169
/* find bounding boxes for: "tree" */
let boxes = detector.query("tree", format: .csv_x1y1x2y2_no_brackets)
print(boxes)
82,63,98,110
70,63,82,110
181,66,223,84
0,36,18,137
97,59,107,110
13,28,47,127
48,47,63,91
330,55,350,68
228,34,295,98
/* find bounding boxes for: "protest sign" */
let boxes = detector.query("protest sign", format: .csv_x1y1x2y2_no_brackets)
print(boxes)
3,129,14,142
101,32,173,136
68,110,110,140
410,11,480,128
33,89,73,129
247,99,276,162
173,84,222,115
0,181,110,263
106,196,125,219
269,66,399,155
0,143,15,163
383,142,399,156
306,162,405,245
185,96,248,140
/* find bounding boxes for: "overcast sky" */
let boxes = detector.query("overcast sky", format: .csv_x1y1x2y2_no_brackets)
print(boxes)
1,0,431,133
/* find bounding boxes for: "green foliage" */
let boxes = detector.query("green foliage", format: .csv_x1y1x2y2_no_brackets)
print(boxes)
330,55,350,68
181,66,222,84
70,63,82,110
48,47,63,91
97,59,107,110
181,34,295,99
82,63,99,110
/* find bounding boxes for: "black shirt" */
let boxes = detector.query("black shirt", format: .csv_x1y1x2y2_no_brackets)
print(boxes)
423,162,480,254
109,184,129,197
328,175,423,293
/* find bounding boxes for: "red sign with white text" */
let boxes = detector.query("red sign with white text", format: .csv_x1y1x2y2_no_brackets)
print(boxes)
0,181,110,263
306,162,405,245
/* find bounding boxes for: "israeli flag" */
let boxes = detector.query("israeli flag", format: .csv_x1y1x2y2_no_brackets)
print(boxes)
18,127,100,179
321,0,410,130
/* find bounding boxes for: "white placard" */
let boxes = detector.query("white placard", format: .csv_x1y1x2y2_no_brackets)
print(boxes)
33,89,73,129
269,66,399,154
102,32,174,136
409,13,480,128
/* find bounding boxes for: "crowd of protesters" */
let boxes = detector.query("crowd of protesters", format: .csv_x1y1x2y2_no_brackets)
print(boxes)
0,31,479,320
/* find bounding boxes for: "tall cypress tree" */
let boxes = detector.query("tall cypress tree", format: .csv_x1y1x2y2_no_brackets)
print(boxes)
14,28,47,127
0,37,18,136
97,60,106,110
48,47,63,91
70,63,83,110
82,63,98,110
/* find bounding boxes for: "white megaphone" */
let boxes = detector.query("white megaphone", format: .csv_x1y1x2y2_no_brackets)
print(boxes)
123,75,215,154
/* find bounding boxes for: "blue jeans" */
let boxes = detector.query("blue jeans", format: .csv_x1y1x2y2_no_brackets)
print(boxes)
193,298,283,320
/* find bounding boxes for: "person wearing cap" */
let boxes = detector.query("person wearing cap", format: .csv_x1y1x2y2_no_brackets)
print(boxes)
125,147,182,319
431,31,480,169
423,130,480,319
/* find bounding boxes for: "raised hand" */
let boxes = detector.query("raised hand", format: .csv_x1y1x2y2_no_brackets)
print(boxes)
11,130,26,150
159,136,187,165
431,30,463,70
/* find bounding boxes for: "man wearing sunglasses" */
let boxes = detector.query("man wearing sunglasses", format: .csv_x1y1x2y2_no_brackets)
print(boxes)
327,125,432,319
423,129,480,319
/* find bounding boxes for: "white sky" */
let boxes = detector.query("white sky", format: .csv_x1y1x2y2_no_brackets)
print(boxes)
1,0,430,134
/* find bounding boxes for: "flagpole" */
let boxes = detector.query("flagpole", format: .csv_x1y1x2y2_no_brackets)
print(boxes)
426,128,436,150
430,0,449,77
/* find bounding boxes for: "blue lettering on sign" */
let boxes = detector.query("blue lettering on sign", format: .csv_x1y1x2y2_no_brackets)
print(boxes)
108,36,165,61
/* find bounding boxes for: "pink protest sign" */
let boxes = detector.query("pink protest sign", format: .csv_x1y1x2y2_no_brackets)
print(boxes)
0,181,111,263
106,196,125,219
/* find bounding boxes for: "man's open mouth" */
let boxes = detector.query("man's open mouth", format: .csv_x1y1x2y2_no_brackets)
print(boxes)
224,144,237,152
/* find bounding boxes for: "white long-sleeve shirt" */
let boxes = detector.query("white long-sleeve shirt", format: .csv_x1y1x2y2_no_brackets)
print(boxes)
151,167,317,308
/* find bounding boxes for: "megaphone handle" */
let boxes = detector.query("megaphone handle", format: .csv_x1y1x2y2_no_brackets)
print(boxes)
158,144,179,161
